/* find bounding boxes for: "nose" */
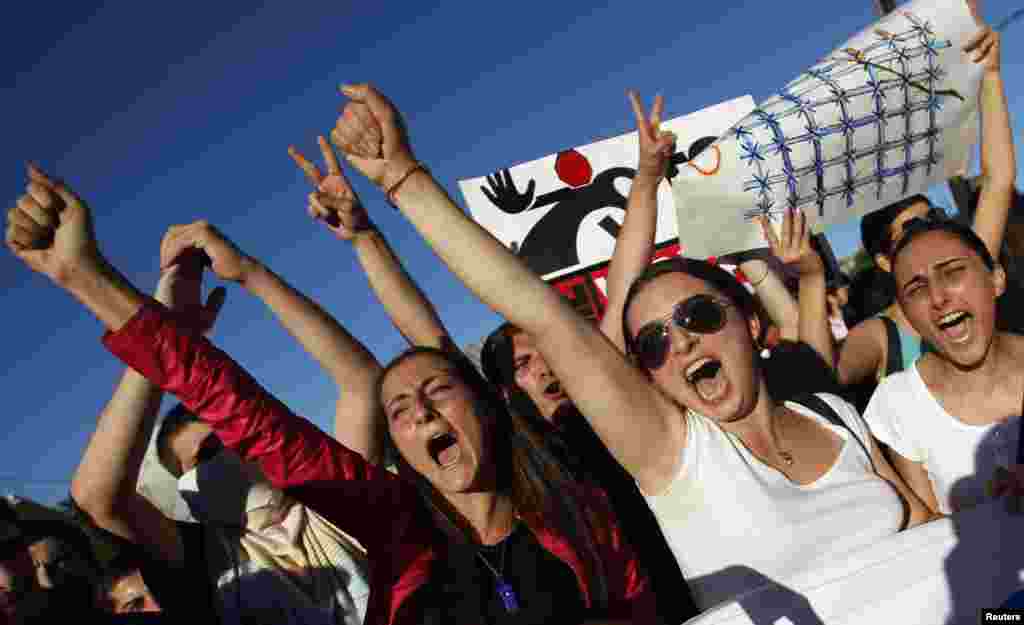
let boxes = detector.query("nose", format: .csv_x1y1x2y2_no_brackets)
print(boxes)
667,323,700,357
928,282,950,310
411,395,437,426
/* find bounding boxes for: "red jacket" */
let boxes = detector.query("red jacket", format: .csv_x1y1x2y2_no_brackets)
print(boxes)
104,303,654,625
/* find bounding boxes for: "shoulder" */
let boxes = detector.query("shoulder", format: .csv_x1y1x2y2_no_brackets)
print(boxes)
846,317,887,346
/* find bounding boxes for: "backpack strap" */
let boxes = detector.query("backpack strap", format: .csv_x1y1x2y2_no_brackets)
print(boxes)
788,394,876,472
880,316,903,376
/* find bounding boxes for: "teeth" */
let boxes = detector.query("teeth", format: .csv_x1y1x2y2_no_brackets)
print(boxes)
686,357,712,381
938,311,968,327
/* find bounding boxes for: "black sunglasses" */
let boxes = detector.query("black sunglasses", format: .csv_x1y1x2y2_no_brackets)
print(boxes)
631,295,730,370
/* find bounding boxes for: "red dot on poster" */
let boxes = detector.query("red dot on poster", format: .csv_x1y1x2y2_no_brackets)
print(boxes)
555,149,593,187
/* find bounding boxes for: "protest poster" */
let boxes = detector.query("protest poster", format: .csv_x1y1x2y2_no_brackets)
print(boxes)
672,0,984,259
458,96,755,321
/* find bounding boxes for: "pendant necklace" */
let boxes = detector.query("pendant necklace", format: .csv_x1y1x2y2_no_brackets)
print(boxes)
477,536,519,613
775,408,795,467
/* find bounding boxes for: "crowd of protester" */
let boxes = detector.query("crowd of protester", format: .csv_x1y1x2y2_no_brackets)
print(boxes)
1,13,1021,625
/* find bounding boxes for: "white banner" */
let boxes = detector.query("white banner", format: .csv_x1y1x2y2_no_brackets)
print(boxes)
681,500,1024,625
673,0,984,259
458,96,756,283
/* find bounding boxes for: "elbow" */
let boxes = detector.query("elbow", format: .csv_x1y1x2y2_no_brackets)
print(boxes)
69,479,120,526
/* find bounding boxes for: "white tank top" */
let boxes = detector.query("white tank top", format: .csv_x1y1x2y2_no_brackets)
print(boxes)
642,394,904,611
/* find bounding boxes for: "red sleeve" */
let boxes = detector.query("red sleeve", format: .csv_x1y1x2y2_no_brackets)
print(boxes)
102,301,411,552
582,487,658,623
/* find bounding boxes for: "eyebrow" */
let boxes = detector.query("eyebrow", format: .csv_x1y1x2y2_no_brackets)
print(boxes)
901,257,967,290
385,374,446,411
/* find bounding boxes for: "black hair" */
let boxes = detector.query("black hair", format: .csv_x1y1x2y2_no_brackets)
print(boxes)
860,194,939,259
376,346,609,607
891,217,996,271
480,322,519,389
621,257,760,357
155,403,201,477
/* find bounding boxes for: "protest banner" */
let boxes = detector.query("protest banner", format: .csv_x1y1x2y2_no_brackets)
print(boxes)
458,96,755,320
672,0,984,259
680,499,1024,625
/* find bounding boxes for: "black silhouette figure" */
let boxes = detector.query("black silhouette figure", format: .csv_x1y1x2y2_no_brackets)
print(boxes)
480,136,718,277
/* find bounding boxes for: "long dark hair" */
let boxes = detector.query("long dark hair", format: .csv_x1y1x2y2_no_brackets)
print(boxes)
377,346,609,607
621,256,760,358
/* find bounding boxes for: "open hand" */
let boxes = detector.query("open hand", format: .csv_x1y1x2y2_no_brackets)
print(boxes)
758,208,824,278
5,164,101,285
331,83,417,189
628,91,676,182
289,136,372,241
964,25,1000,75
160,221,256,285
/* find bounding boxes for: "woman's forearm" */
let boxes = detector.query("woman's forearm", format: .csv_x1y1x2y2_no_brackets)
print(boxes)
601,174,659,352
243,262,383,461
352,228,450,349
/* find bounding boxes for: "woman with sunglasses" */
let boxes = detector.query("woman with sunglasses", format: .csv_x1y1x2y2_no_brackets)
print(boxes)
323,82,933,611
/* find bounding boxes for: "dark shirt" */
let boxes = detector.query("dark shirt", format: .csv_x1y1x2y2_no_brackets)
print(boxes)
409,523,586,625
548,406,698,625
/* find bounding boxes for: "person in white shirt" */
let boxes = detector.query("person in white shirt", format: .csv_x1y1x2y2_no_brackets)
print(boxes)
864,218,1024,515
319,81,934,613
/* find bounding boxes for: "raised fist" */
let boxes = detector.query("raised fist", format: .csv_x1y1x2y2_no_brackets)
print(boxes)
5,164,101,285
331,83,417,189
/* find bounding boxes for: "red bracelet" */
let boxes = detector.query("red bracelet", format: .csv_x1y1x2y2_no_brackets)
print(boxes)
386,162,427,207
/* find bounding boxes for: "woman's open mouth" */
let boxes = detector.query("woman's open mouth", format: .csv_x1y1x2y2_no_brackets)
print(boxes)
936,310,972,344
427,431,460,468
686,357,727,403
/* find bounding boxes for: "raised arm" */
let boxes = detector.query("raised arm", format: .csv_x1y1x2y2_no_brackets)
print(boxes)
738,259,800,342
964,26,1015,257
5,167,407,550
331,84,683,493
70,259,224,566
759,211,833,366
290,138,451,352
599,92,675,352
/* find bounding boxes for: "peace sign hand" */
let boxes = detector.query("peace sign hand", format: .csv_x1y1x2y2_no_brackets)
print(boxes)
758,209,824,278
288,136,372,241
629,91,676,182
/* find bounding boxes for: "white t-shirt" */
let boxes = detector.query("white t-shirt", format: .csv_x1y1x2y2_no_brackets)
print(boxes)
642,394,904,612
863,363,1022,515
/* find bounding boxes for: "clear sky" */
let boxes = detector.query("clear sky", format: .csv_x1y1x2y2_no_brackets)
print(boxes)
2,1,1022,504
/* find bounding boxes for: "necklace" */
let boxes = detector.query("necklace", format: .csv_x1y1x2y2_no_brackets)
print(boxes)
477,534,519,613
773,407,795,467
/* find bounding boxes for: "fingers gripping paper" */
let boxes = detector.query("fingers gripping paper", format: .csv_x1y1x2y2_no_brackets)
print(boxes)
458,97,756,285
673,0,983,259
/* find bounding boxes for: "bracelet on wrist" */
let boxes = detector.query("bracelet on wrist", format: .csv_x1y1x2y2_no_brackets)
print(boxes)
386,162,427,208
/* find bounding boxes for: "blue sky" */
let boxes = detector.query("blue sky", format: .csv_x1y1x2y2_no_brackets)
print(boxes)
2,1,1022,504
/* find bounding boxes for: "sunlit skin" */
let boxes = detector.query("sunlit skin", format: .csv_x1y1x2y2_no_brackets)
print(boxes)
509,330,572,421
381,353,496,496
164,421,215,478
625,272,764,425
104,570,160,614
894,231,1005,370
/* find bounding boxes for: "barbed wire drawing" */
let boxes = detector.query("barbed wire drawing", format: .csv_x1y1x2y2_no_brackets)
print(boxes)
728,11,964,223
